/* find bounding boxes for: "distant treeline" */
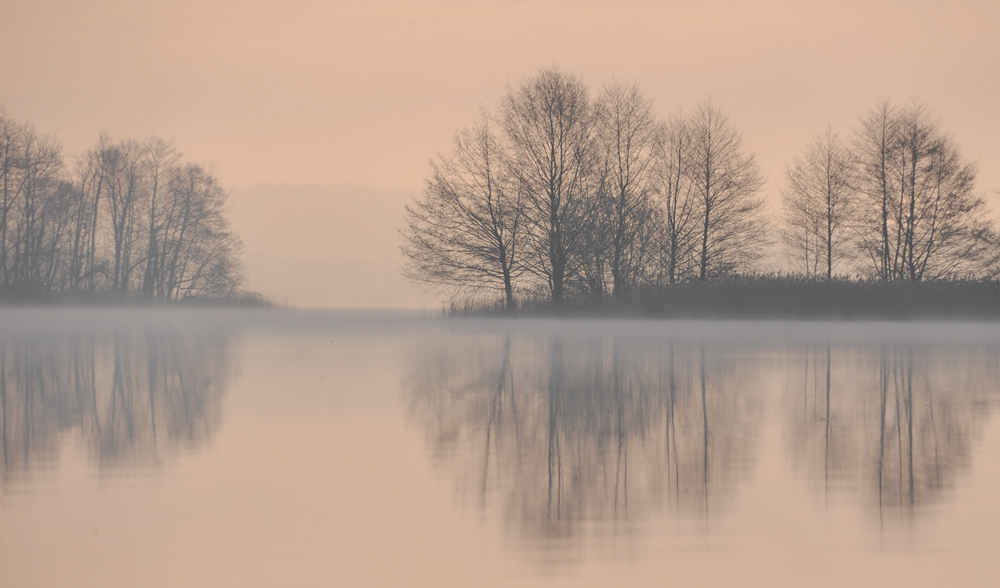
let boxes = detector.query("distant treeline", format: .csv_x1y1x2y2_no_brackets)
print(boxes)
0,106,258,304
401,67,1000,315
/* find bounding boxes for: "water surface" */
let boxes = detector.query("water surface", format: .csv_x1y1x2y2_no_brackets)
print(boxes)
1,309,999,587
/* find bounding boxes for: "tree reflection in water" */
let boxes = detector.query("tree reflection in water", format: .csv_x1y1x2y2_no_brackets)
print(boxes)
409,332,1000,542
0,327,233,488
407,334,764,540
786,344,1000,526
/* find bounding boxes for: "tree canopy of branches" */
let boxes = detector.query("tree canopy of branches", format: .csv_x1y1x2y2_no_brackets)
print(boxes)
403,71,1000,311
594,81,661,298
687,100,769,280
499,69,600,307
781,128,856,280
401,68,773,308
0,106,245,301
401,114,524,310
853,99,992,281
653,109,701,285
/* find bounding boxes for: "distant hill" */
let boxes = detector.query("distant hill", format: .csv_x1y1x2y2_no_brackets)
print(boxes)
228,183,435,308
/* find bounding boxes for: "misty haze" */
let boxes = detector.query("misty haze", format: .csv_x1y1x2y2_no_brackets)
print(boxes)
2,1,1000,587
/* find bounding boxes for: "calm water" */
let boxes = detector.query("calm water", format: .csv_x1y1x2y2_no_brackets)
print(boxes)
1,309,999,587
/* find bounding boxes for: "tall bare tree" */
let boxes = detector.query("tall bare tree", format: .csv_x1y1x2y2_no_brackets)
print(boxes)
101,138,148,294
499,67,600,307
687,100,768,280
594,81,660,298
401,114,524,310
2,121,66,292
156,163,243,299
781,127,856,280
140,137,180,297
71,134,117,293
854,100,898,281
854,99,991,280
0,108,19,288
653,109,700,284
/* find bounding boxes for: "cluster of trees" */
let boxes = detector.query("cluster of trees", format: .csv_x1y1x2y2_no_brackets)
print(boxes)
401,68,999,311
784,102,996,281
0,106,244,301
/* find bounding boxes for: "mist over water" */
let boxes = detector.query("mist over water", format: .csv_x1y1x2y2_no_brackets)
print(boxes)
2,310,999,587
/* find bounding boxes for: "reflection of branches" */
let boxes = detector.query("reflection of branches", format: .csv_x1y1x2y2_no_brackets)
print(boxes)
416,332,1000,545
785,344,1000,525
407,334,763,542
0,327,233,489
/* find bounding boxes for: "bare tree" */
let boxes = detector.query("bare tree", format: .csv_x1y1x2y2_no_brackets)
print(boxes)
0,108,18,288
854,100,897,281
573,177,611,299
71,134,116,293
653,109,700,285
499,67,600,307
140,137,180,297
687,100,768,280
68,151,98,292
101,138,148,294
594,81,660,299
988,191,1000,278
781,127,856,280
1,121,66,292
74,134,243,300
854,99,992,280
0,107,246,302
401,113,524,310
157,163,243,299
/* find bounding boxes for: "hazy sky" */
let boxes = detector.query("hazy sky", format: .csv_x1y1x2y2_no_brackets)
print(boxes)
2,0,999,305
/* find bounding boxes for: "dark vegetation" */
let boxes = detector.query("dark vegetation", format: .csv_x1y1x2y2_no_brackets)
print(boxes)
402,67,1000,319
0,106,269,306
446,276,1000,320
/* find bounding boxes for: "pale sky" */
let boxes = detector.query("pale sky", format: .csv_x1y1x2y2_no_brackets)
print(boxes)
2,0,998,306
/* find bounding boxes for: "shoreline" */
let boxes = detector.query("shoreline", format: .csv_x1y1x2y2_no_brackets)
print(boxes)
446,278,1000,322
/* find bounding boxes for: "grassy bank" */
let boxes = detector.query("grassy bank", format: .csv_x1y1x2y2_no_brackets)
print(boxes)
448,277,1000,320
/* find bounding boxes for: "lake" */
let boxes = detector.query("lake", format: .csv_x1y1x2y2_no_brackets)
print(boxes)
1,309,999,587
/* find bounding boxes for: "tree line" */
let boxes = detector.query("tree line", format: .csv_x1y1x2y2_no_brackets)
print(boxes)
401,67,1000,311
0,106,245,301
